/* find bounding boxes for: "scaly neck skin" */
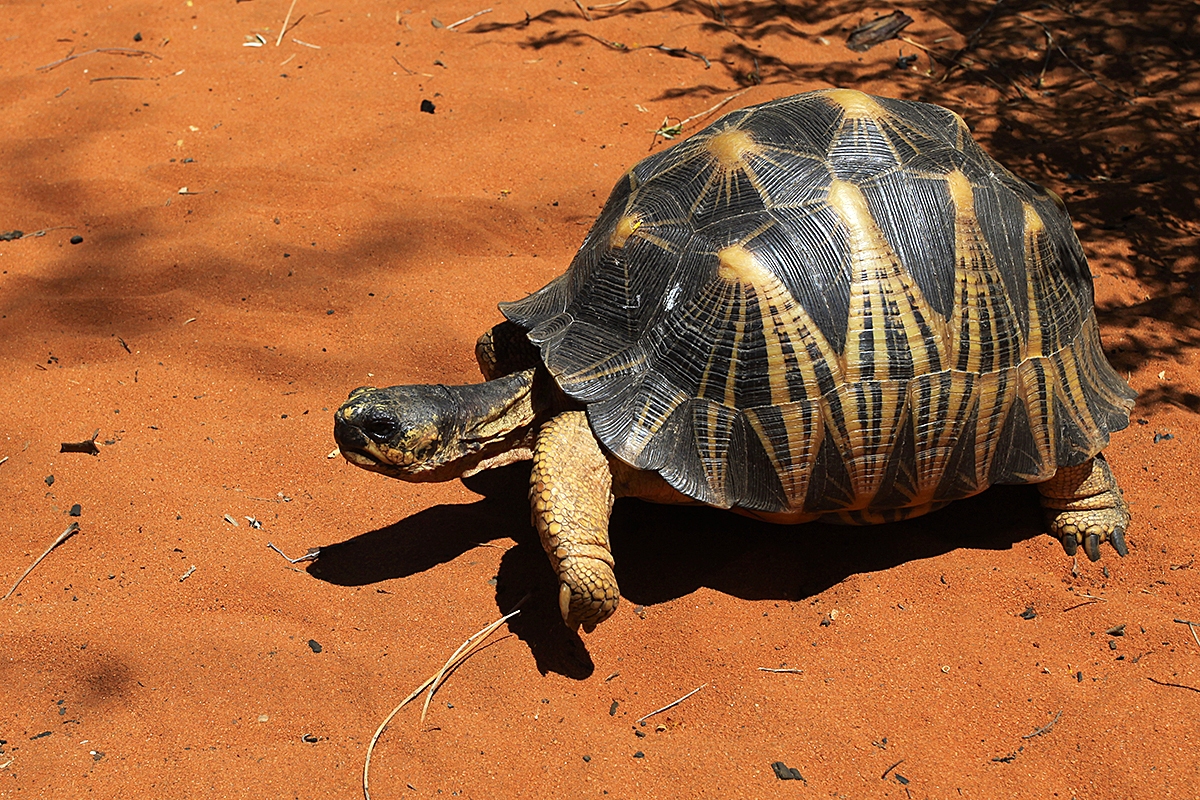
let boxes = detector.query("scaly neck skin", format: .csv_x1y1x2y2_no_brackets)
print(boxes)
445,367,544,478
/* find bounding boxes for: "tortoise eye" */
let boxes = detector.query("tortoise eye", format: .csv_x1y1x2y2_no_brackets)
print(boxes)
360,410,401,443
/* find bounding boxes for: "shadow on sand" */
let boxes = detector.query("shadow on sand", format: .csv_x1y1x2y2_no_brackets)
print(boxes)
308,462,1043,678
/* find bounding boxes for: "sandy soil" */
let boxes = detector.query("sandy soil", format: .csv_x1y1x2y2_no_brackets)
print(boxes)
2,1,1198,797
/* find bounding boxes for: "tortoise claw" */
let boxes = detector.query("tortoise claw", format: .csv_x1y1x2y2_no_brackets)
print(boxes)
1083,533,1102,562
1110,528,1129,557
1061,535,1079,557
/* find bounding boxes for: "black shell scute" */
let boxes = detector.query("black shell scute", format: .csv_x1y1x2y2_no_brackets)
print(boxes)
502,89,1135,518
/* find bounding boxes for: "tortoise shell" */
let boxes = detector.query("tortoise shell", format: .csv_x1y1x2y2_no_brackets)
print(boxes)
501,89,1135,522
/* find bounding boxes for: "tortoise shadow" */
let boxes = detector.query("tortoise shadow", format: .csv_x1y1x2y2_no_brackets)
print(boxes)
308,462,1044,678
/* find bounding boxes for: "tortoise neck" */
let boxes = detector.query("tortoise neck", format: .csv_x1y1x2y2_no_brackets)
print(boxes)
445,367,550,478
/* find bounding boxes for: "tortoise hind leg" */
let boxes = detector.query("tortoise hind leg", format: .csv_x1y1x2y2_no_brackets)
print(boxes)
530,410,619,632
1038,453,1130,562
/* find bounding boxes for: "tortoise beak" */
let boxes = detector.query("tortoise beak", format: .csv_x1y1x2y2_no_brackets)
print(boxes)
333,403,389,469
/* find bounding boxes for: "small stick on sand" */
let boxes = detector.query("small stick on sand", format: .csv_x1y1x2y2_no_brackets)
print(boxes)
276,0,298,47
1063,592,1107,612
635,683,706,726
37,48,161,71
678,88,752,127
573,0,593,22
1173,618,1200,650
1147,677,1200,693
758,667,803,674
1021,710,1062,739
363,602,525,800
446,8,492,30
266,542,320,564
3,523,81,601
653,88,753,143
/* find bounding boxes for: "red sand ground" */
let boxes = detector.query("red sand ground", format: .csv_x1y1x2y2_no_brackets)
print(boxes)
2,2,1198,798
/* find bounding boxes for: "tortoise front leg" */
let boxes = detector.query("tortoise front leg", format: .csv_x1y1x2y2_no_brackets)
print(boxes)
475,320,543,381
530,410,619,632
1038,453,1130,562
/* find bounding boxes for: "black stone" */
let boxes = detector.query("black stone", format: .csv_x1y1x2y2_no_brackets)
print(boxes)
771,761,804,781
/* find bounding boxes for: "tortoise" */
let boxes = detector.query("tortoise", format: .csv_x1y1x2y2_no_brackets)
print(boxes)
334,89,1136,633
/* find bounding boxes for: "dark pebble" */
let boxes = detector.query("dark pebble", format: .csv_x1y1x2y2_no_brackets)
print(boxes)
1020,606,1037,620
1106,624,1126,636
133,32,142,41
771,761,804,781
92,750,105,761
895,773,910,785
31,731,52,740
1108,640,1118,650
1154,431,1174,444
307,639,322,653
420,99,436,114
634,729,646,738
609,700,618,716
633,751,644,758
326,309,334,315
582,755,590,762
69,503,82,517
70,235,83,244
45,475,55,486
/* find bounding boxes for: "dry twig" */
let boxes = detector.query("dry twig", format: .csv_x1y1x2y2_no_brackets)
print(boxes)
1016,14,1133,103
446,8,492,30
3,523,81,601
654,88,752,141
276,0,298,47
1174,619,1200,651
37,48,161,71
1063,592,1107,612
1022,710,1062,739
635,683,706,726
363,603,524,800
577,33,710,69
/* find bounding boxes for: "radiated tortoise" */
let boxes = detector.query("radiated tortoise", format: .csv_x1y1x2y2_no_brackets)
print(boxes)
334,89,1136,633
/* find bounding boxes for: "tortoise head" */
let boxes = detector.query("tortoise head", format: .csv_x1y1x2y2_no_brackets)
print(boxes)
334,384,461,481
334,369,541,482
